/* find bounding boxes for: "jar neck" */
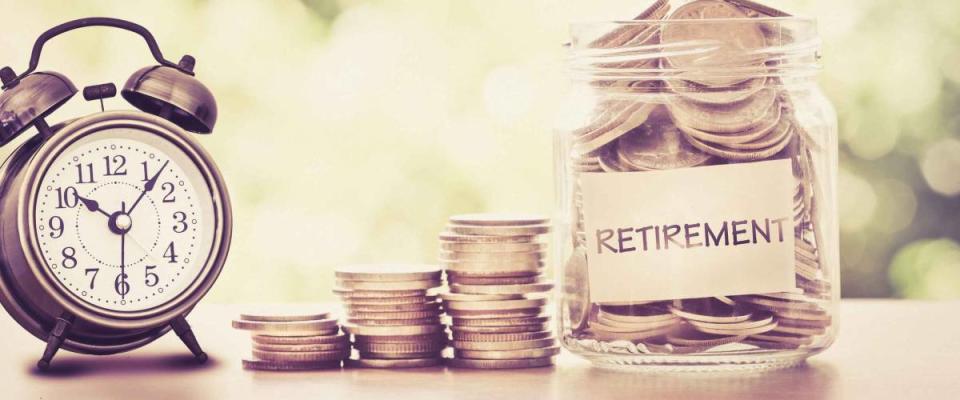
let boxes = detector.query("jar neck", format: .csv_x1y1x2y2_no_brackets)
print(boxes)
567,17,822,94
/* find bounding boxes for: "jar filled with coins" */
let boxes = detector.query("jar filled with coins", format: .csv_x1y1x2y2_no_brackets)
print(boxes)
555,0,838,370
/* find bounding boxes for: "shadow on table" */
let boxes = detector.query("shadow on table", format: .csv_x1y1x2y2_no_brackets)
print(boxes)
568,361,839,400
27,353,218,379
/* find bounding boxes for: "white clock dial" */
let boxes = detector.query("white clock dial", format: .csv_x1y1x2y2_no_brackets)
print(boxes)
33,128,217,313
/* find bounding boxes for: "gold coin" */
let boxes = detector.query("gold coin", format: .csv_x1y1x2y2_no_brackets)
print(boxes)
253,341,351,352
439,292,526,302
345,295,438,306
242,358,341,371
444,298,547,312
251,333,349,345
691,320,778,336
448,213,550,227
446,269,543,278
586,323,677,342
563,248,591,333
665,326,745,347
333,288,428,299
661,0,767,87
668,298,753,323
452,315,550,327
445,307,545,319
239,308,332,323
342,323,444,336
252,348,350,362
334,264,442,282
450,337,556,351
742,338,801,350
345,357,443,369
346,310,441,320
734,295,823,312
439,231,537,244
440,242,546,253
454,346,560,360
446,224,551,237
346,317,441,327
335,279,441,291
354,341,447,354
450,282,554,296
232,319,339,335
441,259,545,272
771,324,825,337
616,119,714,170
353,332,448,344
358,351,444,360
749,331,814,346
589,316,679,333
440,250,544,263
686,310,775,332
573,101,658,156
450,323,549,334
345,301,441,313
726,0,791,17
447,275,542,286
452,330,553,343
776,316,832,329
446,357,555,369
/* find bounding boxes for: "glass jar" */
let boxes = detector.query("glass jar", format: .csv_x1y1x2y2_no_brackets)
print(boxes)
554,4,838,371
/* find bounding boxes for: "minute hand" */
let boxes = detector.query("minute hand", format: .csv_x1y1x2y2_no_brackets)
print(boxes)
127,160,170,214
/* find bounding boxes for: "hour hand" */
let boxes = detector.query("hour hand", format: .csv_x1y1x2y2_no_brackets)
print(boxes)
75,193,110,218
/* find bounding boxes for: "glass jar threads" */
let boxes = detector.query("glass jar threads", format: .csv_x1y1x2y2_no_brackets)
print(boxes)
555,0,838,371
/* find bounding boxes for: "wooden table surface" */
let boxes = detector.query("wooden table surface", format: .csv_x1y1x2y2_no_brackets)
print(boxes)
2,300,956,400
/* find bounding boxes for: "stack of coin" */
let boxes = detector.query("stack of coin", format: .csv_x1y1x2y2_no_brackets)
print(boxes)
439,213,559,369
562,0,835,356
232,309,349,371
333,264,446,368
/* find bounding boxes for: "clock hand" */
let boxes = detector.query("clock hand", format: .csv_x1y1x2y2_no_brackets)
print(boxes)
119,202,128,301
74,193,111,218
127,159,170,215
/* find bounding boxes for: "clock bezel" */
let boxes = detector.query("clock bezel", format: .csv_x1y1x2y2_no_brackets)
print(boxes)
17,111,231,330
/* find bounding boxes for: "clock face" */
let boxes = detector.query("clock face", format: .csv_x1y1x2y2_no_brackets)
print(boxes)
32,127,218,313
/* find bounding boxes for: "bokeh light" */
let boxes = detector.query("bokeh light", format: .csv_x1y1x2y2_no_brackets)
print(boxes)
1,0,959,300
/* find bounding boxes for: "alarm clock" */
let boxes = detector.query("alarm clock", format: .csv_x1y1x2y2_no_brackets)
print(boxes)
0,18,232,370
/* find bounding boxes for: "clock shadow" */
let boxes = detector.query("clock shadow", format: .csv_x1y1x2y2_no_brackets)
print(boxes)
28,353,218,378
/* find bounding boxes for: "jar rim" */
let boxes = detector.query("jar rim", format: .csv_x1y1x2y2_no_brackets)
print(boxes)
566,17,822,87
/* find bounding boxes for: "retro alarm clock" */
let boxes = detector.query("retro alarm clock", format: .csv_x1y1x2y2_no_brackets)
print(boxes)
0,18,231,370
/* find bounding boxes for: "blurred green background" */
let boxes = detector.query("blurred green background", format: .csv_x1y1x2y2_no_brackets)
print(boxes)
0,0,957,302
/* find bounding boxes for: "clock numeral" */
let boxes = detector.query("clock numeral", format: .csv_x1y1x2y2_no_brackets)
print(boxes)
104,155,127,176
75,163,96,184
140,161,154,182
145,265,159,287
114,273,130,296
84,268,99,290
163,242,178,263
49,216,64,238
162,182,176,203
61,246,77,269
172,211,188,233
55,186,79,209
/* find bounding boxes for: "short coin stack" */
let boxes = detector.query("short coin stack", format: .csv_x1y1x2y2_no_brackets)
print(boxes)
232,309,349,371
334,264,446,368
439,213,559,369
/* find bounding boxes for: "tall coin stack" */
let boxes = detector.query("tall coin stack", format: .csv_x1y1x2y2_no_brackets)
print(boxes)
232,309,349,371
563,0,834,355
334,264,447,368
439,214,559,369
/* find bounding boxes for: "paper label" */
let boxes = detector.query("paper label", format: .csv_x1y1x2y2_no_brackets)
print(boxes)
581,159,796,303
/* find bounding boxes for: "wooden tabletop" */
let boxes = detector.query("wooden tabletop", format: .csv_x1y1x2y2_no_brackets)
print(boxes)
2,300,956,400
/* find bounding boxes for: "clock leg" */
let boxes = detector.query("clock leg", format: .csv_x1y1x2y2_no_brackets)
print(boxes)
170,315,207,363
37,314,74,371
